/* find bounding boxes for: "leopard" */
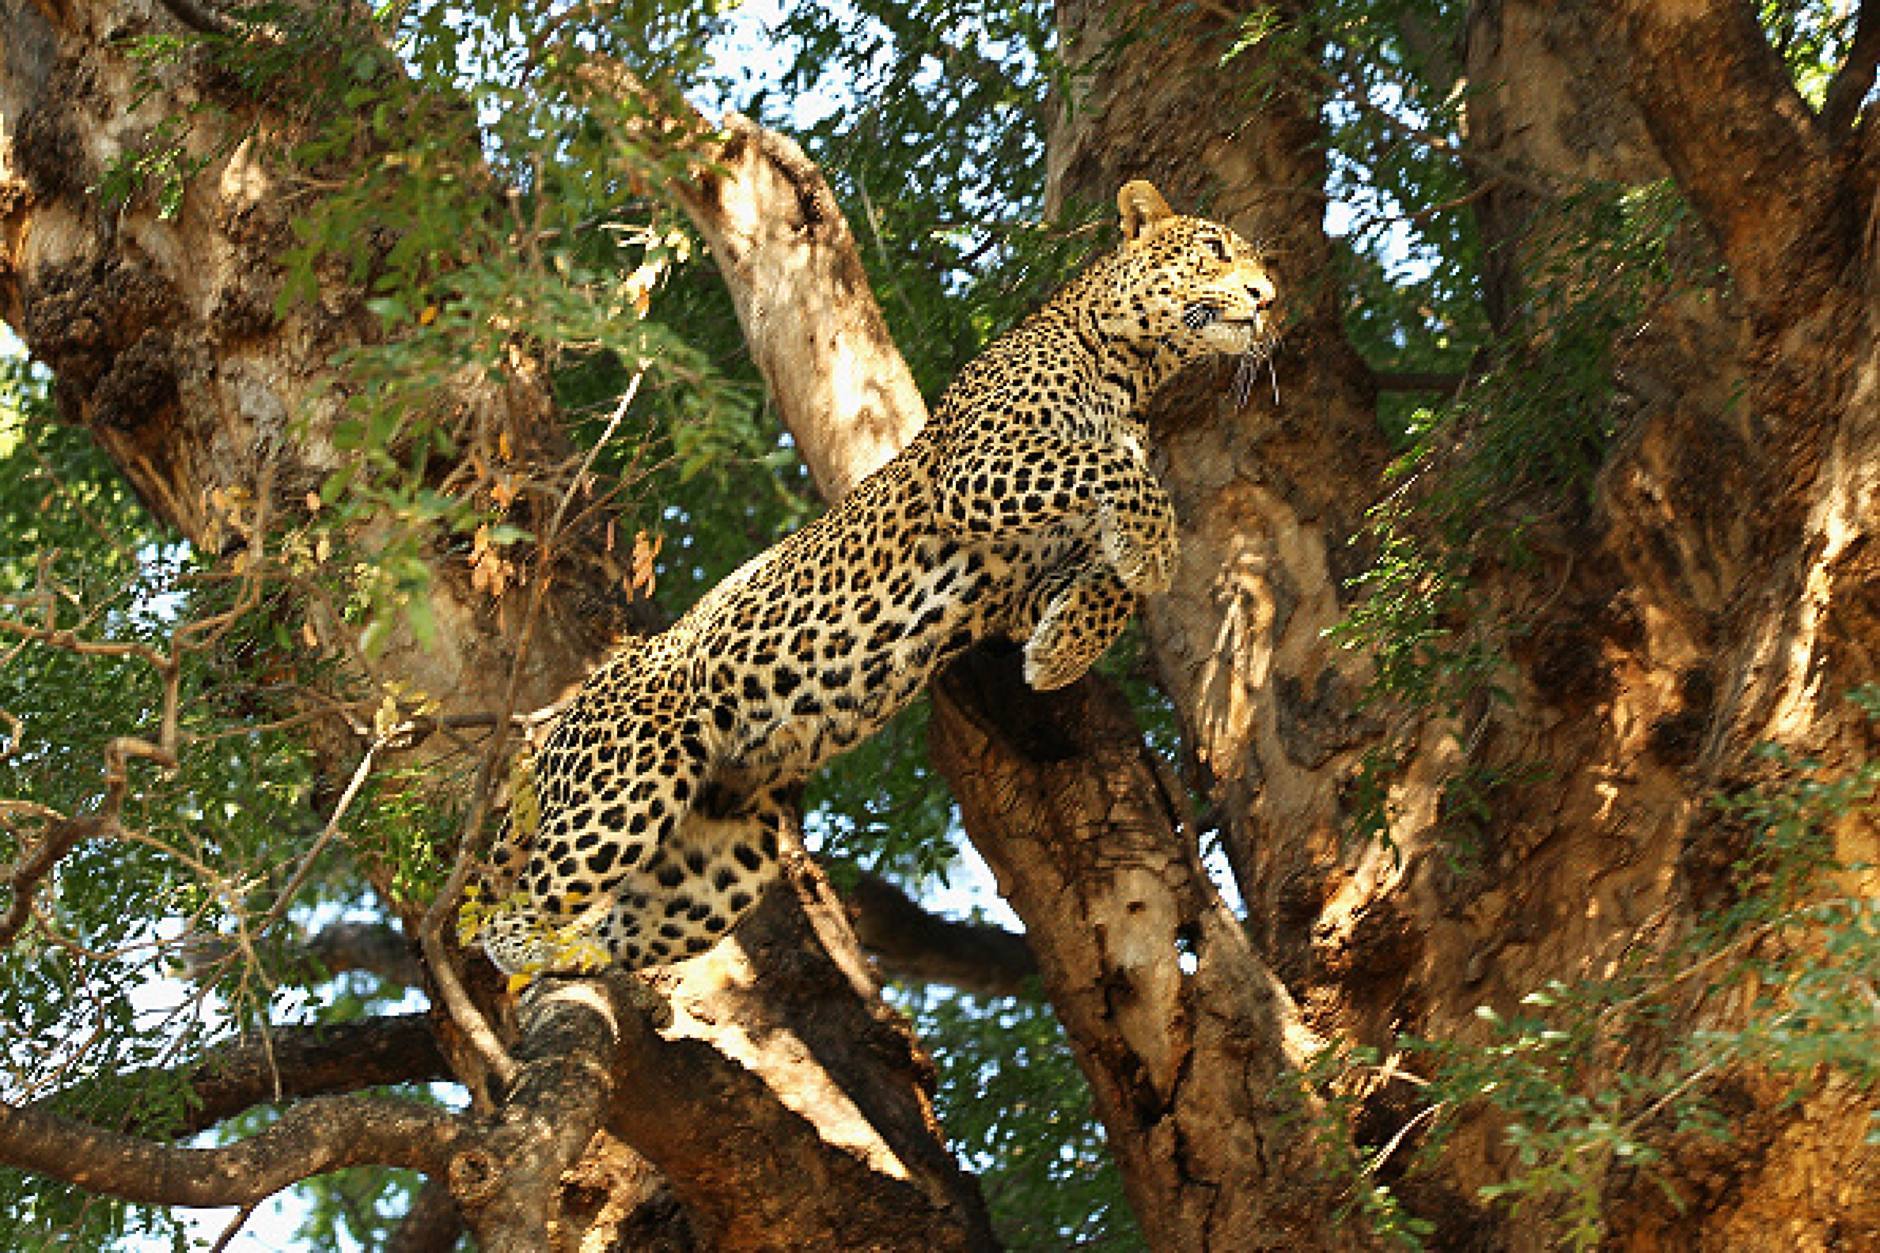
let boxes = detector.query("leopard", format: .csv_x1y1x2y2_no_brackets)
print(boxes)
469,180,1278,986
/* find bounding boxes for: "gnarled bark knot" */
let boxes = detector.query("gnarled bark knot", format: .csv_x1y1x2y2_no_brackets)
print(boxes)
448,1147,503,1208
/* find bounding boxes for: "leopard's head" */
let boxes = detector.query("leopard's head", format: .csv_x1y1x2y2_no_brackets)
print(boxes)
1094,181,1279,379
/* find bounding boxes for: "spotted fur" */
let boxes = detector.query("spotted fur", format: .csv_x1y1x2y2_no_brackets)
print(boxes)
472,181,1277,982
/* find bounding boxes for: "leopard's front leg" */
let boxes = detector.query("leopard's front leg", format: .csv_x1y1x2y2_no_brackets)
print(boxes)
1091,462,1178,596
933,426,1178,596
1017,563,1138,690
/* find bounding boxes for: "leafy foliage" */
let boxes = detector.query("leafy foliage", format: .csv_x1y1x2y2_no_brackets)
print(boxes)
904,985,1143,1250
769,0,1091,398
0,361,329,1248
1331,179,1707,855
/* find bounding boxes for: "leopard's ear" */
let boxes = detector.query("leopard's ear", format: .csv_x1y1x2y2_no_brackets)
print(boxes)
1118,180,1175,241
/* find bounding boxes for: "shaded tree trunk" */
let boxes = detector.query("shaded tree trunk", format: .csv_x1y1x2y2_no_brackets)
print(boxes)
1027,0,1880,1247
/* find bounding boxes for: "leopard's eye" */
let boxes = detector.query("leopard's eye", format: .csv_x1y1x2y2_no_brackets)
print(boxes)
1205,234,1232,262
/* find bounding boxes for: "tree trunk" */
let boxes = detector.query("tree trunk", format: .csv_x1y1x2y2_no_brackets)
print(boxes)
1028,0,1880,1247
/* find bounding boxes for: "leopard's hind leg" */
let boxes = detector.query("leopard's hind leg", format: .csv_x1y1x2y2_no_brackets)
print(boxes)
593,784,791,969
478,647,720,978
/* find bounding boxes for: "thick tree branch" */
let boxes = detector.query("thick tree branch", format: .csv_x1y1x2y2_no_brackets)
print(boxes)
1588,0,1846,313
931,651,1331,1249
0,1092,464,1209
842,869,1039,997
152,0,236,36
598,940,990,1253
572,59,928,497
665,114,929,497
290,919,426,987
36,1014,450,1139
451,974,658,1251
1822,1,1880,138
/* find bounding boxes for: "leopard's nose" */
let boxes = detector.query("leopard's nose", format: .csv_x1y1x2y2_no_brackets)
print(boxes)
1248,274,1276,311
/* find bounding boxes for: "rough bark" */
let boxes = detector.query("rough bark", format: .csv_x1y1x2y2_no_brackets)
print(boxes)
1034,0,1880,1247
1049,0,1393,992
0,1091,464,1209
0,2,993,1247
1385,6,1880,1245
1586,0,1847,317
932,653,1329,1249
1019,2,1397,1243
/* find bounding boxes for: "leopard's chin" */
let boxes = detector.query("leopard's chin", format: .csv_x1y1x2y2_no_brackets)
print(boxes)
1230,348,1272,408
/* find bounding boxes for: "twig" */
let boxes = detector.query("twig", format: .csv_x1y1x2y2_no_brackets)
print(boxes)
207,1203,258,1253
1362,1100,1446,1176
258,741,382,939
0,815,111,949
418,369,651,1094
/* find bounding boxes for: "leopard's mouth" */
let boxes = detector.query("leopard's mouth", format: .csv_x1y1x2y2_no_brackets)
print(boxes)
1181,300,1223,330
1179,304,1276,403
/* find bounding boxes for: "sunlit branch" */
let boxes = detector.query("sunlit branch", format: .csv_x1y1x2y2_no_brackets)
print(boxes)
0,1091,464,1209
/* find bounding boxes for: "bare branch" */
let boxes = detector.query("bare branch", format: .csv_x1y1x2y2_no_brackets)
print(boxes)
842,869,1039,998
299,920,426,988
178,920,425,989
254,739,381,939
0,1092,464,1209
0,814,111,949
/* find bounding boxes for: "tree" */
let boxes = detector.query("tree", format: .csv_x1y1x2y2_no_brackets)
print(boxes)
2,0,1878,1249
